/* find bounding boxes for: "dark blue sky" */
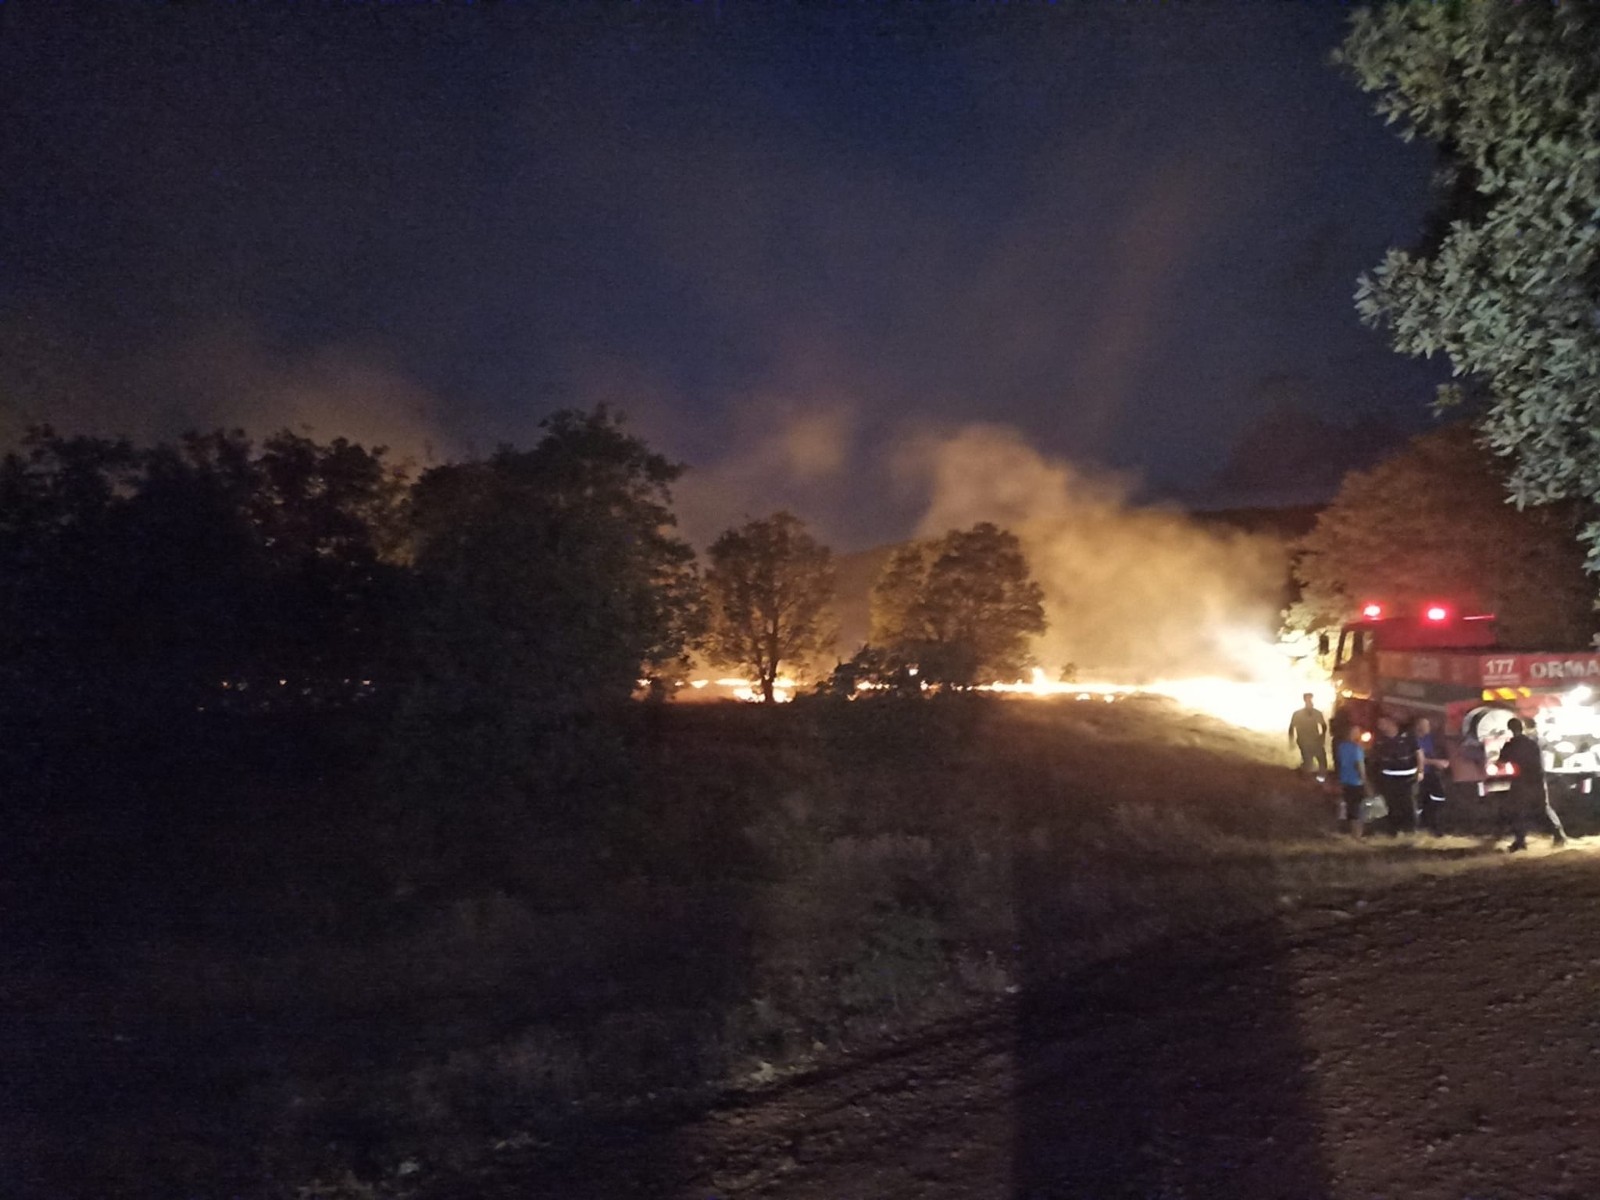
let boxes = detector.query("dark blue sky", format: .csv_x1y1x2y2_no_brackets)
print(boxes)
0,2,1448,547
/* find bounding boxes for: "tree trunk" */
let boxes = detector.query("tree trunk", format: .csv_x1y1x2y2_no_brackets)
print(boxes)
761,673,775,703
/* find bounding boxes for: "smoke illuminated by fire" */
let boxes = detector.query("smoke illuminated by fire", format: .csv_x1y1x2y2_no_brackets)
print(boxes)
683,424,1338,735
676,421,1341,735
895,423,1332,733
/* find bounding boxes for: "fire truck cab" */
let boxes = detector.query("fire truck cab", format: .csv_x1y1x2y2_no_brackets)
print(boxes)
1327,602,1600,791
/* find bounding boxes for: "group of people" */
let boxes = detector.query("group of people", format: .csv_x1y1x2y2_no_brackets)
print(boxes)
1288,694,1567,850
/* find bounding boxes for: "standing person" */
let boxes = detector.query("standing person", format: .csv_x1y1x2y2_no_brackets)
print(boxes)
1496,716,1567,852
1372,715,1422,835
1329,704,1353,748
1288,693,1329,778
1335,723,1372,836
1414,717,1450,837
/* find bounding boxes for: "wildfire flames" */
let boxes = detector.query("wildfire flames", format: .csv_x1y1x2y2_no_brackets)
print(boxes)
684,629,1334,733
678,427,1344,734
979,665,1333,735
684,677,800,703
992,627,1335,733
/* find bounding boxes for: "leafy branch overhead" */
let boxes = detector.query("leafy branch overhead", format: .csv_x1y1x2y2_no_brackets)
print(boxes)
1338,4,1600,563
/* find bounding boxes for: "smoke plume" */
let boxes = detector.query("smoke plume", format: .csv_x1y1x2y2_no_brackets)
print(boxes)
0,317,453,468
902,423,1288,681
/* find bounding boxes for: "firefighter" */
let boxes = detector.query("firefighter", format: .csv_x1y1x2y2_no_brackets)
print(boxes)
1371,715,1422,835
1288,692,1329,778
1496,716,1567,852
1413,717,1450,837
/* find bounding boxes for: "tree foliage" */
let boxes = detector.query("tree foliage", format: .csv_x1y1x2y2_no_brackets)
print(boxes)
0,426,408,723
703,511,836,702
403,408,703,726
378,410,704,870
1294,424,1594,647
1337,4,1600,562
869,522,1046,684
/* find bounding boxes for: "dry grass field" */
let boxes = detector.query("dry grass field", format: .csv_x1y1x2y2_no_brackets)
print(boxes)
6,694,1572,1198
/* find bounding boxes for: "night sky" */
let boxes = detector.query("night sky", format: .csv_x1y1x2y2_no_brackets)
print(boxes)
0,2,1450,548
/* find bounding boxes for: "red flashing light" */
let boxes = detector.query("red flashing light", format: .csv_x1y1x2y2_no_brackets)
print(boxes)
1424,605,1449,622
1361,603,1383,619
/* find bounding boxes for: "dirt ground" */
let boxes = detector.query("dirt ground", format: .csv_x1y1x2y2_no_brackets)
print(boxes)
406,843,1600,1200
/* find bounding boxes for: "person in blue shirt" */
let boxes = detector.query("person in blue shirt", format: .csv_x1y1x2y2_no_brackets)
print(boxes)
1335,724,1371,835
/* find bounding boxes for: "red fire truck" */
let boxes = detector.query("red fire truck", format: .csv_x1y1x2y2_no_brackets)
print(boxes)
1327,602,1600,798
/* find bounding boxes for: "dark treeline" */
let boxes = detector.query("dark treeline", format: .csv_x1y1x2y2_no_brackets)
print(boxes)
0,426,408,730
0,409,699,737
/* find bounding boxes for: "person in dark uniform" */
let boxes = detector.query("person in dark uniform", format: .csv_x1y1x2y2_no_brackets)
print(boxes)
1288,692,1329,778
1372,715,1422,835
1496,716,1567,852
1413,717,1450,837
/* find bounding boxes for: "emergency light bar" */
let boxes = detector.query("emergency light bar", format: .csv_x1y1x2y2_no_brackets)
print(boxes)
1356,601,1482,622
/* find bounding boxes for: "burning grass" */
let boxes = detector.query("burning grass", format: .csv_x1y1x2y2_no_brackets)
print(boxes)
6,695,1535,1198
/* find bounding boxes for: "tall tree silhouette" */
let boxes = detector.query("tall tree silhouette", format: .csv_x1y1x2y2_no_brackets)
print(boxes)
870,522,1046,685
703,511,836,703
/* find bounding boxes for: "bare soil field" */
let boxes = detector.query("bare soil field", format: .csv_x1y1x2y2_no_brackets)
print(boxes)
406,844,1600,1200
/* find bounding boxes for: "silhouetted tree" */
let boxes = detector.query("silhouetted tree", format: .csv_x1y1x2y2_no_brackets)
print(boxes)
405,409,701,716
703,511,836,703
0,426,407,726
1293,425,1595,647
379,410,703,885
869,544,928,648
0,428,139,721
870,522,1046,685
